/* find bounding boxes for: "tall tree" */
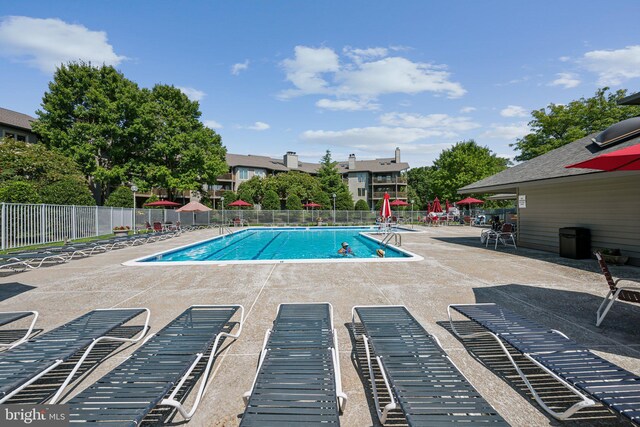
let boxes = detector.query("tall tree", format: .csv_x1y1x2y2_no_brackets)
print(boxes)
316,150,352,208
32,62,145,201
512,88,640,161
428,140,509,201
407,167,431,209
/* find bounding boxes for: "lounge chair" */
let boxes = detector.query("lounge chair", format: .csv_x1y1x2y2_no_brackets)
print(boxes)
66,305,244,423
242,303,347,426
0,311,38,350
0,252,69,269
0,259,33,273
448,303,640,423
0,308,150,404
595,251,640,326
352,305,507,425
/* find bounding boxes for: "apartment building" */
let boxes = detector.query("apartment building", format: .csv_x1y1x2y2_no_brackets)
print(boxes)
0,107,38,143
208,148,409,207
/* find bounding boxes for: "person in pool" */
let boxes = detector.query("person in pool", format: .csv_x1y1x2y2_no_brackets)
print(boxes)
338,242,354,256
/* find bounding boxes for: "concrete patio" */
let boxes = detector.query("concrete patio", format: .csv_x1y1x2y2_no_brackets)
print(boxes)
1,225,639,426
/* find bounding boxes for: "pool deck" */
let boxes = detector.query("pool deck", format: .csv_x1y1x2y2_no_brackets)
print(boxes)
1,225,639,426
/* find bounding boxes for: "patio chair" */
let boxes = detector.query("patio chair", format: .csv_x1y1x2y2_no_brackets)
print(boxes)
0,311,38,350
241,303,347,426
66,305,244,423
485,223,517,249
352,305,507,425
0,308,150,404
594,251,640,326
0,252,69,269
448,303,640,423
0,259,34,273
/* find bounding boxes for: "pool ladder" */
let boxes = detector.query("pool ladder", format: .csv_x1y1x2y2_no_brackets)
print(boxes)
219,226,233,235
380,232,401,247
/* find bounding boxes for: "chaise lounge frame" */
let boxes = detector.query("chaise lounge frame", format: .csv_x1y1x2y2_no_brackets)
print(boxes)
448,303,640,424
595,251,640,326
0,311,38,350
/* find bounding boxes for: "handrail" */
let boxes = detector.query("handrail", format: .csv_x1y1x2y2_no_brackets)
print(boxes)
381,232,401,247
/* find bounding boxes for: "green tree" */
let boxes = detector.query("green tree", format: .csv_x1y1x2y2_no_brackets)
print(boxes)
335,189,354,210
262,189,280,210
0,181,41,203
428,140,509,201
104,186,133,208
143,84,227,200
512,88,640,161
236,176,264,205
0,139,93,205
354,199,369,210
222,190,238,209
407,167,431,209
285,194,302,210
32,62,146,201
40,178,95,206
316,150,352,207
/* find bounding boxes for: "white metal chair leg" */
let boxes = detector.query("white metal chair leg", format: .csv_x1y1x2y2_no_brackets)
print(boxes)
0,311,39,350
596,290,617,326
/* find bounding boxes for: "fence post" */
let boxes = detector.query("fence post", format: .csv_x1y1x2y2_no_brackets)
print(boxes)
110,207,113,231
41,204,45,244
1,203,5,251
71,205,77,240
95,206,99,236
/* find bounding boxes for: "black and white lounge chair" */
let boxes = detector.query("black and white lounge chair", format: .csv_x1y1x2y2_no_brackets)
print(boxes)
66,305,244,423
352,305,508,425
0,311,38,350
0,252,69,269
0,308,150,404
241,303,347,426
595,251,640,326
448,303,640,424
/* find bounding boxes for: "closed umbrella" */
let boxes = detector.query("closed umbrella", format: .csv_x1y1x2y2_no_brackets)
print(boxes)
380,193,392,220
432,197,443,213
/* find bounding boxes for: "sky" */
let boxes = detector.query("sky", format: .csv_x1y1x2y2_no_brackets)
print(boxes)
1,1,639,168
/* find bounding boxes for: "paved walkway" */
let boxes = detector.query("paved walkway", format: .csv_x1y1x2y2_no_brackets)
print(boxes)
1,225,638,426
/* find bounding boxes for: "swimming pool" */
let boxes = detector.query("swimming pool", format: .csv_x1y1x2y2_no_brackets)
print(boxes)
126,227,421,265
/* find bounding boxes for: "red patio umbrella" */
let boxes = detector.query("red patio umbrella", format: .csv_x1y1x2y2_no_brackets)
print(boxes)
432,197,443,213
456,197,483,225
302,202,322,208
445,199,451,212
227,199,252,207
380,192,392,220
426,202,432,214
389,199,409,206
143,200,181,207
565,144,640,171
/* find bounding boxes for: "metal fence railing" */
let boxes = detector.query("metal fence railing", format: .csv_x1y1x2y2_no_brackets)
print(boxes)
0,202,517,250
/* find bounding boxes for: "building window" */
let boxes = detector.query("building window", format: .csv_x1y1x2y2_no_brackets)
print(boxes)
358,173,366,183
16,135,26,141
4,132,15,140
238,168,248,179
255,169,266,178
358,188,366,197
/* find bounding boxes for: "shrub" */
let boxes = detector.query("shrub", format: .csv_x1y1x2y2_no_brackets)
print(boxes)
354,199,369,211
40,178,95,206
285,194,302,210
105,186,133,207
0,180,42,203
262,190,280,210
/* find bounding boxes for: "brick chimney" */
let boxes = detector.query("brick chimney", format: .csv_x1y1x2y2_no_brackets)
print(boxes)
348,153,356,170
394,147,401,163
284,151,298,169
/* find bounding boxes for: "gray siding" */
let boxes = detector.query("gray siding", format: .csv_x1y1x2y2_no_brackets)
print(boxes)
517,173,640,265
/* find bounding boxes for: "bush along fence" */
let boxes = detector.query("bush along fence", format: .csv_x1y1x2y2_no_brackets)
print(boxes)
0,202,517,250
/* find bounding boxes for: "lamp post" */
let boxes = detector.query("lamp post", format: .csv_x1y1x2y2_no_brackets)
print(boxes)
220,196,225,225
332,193,336,224
410,199,414,229
131,185,138,234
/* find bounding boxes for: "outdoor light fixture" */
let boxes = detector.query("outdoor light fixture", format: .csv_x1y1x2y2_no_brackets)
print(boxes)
411,199,414,228
221,196,225,225
131,185,138,234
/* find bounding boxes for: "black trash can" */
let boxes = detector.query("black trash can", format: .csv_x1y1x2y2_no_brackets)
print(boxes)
559,227,591,259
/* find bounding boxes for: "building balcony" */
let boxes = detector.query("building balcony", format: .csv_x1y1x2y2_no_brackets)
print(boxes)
217,173,233,181
371,176,407,184
372,191,407,199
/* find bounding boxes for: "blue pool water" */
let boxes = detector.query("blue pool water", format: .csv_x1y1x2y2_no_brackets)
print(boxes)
139,227,411,262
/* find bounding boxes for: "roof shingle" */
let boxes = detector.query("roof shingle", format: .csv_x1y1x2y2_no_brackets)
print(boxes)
0,108,35,131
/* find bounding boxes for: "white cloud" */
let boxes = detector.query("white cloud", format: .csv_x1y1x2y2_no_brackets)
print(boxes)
559,56,571,62
0,16,126,73
247,121,270,131
379,112,480,133
549,72,581,89
231,60,249,75
582,45,640,85
480,122,530,140
279,45,465,100
301,126,453,151
203,120,223,129
460,106,476,113
500,105,528,118
280,46,340,98
316,98,380,111
177,86,206,101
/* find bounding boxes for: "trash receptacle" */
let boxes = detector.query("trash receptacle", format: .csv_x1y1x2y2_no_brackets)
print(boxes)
559,227,591,259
